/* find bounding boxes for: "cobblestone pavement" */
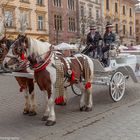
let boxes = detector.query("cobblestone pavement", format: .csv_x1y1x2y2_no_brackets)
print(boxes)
0,75,140,140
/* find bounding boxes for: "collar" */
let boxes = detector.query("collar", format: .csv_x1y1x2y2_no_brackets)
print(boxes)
33,51,53,73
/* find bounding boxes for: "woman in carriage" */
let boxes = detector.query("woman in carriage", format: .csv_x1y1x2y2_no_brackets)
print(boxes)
102,22,116,66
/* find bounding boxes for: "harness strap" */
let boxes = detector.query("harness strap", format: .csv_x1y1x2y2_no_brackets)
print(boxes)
33,52,53,72
73,55,83,72
63,57,71,74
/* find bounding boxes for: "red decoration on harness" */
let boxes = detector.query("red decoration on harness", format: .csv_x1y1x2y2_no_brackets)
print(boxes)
85,82,91,89
34,60,51,73
21,53,25,60
55,96,64,105
71,70,75,81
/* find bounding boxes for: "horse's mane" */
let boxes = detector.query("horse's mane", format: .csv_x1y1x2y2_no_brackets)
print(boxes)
6,39,14,50
29,38,51,49
28,38,51,56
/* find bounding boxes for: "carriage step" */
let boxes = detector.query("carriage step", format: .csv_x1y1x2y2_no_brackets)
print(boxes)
92,81,109,85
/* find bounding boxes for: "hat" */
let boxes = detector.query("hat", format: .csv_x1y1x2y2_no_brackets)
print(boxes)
106,22,114,28
90,25,96,30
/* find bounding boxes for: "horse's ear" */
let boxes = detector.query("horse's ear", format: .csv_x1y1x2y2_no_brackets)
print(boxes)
17,34,21,38
3,36,6,40
24,34,27,39
50,45,54,51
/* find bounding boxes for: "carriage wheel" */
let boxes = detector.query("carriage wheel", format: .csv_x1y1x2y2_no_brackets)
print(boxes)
109,71,126,102
71,84,82,96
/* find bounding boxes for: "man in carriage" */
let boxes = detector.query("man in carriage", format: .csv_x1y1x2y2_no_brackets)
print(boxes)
82,25,102,58
102,22,116,66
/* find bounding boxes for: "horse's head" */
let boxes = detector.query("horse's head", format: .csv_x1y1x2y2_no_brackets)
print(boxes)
0,37,9,62
12,34,28,57
2,34,28,71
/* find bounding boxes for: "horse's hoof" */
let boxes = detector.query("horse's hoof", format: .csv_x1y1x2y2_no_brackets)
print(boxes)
45,120,56,126
28,111,37,116
85,107,92,112
41,116,48,121
23,110,29,115
80,105,86,111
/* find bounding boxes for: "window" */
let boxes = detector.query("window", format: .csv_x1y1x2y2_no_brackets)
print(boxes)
123,5,126,15
80,5,84,17
38,15,44,30
89,8,92,18
37,0,43,5
123,25,125,35
68,0,74,10
136,20,139,25
106,0,109,10
115,2,118,13
68,17,75,32
130,26,132,36
95,0,98,3
54,0,61,7
4,10,14,27
96,10,99,19
20,0,29,2
136,27,139,32
129,8,132,17
136,36,139,42
20,11,30,28
54,15,62,31
115,24,118,34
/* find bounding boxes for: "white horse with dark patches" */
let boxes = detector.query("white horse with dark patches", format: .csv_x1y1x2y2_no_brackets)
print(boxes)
2,36,37,116
3,35,94,126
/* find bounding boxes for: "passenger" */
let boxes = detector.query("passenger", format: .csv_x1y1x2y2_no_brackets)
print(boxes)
82,25,102,58
102,22,116,66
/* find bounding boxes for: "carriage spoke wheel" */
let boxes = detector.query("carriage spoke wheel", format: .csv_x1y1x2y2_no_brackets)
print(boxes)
71,84,82,96
109,71,126,102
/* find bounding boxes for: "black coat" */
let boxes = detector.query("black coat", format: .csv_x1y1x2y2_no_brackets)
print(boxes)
103,32,115,46
86,32,102,49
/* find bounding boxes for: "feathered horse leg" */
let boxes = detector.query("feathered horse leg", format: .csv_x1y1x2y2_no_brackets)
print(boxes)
80,56,94,111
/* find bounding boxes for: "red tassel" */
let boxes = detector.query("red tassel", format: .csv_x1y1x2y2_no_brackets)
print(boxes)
71,70,75,81
33,64,39,68
55,96,64,105
55,98,58,104
21,53,25,60
85,82,91,89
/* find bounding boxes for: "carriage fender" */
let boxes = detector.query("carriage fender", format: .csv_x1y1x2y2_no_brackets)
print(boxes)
115,66,138,83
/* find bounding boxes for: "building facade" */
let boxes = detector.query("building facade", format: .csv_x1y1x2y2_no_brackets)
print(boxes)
102,0,138,46
135,5,140,45
0,0,49,41
79,0,102,36
48,0,79,45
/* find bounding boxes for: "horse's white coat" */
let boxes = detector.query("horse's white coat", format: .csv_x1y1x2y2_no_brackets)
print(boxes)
28,38,51,59
4,37,94,125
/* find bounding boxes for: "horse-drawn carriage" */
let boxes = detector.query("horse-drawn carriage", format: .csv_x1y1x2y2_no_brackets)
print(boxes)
1,41,139,102
72,44,139,101
0,36,140,126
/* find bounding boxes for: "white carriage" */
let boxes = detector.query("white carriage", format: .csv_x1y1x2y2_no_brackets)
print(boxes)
72,48,139,102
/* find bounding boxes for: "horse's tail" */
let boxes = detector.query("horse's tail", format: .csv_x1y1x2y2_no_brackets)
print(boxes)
83,55,94,82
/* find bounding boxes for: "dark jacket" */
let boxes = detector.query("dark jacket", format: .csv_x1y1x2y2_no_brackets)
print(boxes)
86,32,102,49
103,32,115,46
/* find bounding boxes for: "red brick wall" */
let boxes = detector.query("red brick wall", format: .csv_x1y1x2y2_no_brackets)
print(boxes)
48,0,79,45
